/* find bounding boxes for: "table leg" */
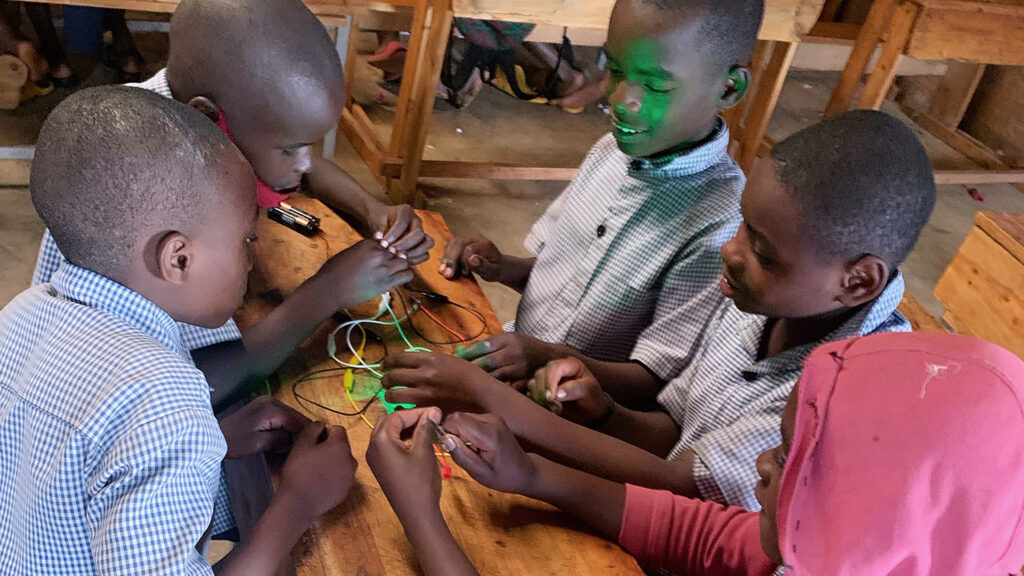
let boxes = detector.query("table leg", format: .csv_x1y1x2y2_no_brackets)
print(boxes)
737,40,797,172
323,17,353,161
856,0,918,110
824,0,898,117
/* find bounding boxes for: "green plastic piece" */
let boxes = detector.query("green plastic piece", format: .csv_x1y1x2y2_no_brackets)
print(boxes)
377,387,416,413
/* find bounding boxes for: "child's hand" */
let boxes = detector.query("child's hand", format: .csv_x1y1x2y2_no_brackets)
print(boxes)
219,396,310,459
315,238,414,309
277,421,358,521
369,204,435,265
381,351,503,413
439,236,504,282
441,412,538,495
454,333,554,383
367,407,444,517
527,358,615,426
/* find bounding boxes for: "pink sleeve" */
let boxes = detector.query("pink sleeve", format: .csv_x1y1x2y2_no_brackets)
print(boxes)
618,484,777,576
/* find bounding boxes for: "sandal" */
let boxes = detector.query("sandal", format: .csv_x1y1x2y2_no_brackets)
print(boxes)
0,55,28,110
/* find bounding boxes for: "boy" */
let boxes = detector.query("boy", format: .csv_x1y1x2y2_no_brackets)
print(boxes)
381,110,936,511
30,0,430,408
438,0,764,406
0,87,356,575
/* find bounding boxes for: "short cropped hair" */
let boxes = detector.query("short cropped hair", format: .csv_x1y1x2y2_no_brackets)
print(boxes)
640,0,764,71
771,110,936,267
31,86,237,278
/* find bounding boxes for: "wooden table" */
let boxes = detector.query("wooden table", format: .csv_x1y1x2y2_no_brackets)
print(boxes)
233,196,643,576
823,0,1024,187
341,0,828,205
934,211,1024,359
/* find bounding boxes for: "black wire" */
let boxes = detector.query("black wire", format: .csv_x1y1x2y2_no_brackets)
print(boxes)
395,288,488,345
290,324,389,417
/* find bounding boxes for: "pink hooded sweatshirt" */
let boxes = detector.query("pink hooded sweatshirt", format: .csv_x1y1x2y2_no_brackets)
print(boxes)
619,332,1024,575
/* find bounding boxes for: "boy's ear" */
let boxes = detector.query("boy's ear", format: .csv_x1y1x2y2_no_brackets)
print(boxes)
718,66,751,109
187,96,221,123
836,255,889,308
150,231,194,284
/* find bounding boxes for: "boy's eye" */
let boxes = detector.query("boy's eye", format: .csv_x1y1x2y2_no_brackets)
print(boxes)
644,84,674,95
282,149,296,157
753,248,775,268
773,447,787,470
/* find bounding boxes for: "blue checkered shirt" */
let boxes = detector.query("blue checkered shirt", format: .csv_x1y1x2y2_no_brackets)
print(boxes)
31,67,242,352
515,120,743,381
0,263,230,574
657,273,910,511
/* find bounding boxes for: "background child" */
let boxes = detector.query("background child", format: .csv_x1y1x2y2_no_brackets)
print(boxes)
380,110,936,511
30,0,429,408
0,86,356,575
368,332,1024,576
438,0,765,406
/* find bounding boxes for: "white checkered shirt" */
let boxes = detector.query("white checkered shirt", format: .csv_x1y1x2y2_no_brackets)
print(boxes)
657,273,911,511
0,263,229,575
31,67,242,352
515,120,743,382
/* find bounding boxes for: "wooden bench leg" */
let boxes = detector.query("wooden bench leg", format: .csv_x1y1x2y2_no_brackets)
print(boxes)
824,0,898,117
737,40,797,172
857,0,918,110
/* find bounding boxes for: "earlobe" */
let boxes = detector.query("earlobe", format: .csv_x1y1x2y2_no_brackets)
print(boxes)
837,255,889,307
719,66,751,109
187,96,221,123
155,231,192,284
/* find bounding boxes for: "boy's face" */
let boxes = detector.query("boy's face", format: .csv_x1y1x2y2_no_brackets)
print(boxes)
226,78,345,191
719,158,849,318
754,383,796,565
604,0,727,158
179,152,259,328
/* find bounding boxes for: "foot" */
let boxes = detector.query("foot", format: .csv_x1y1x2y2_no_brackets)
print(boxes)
549,72,609,110
14,41,48,83
450,68,486,109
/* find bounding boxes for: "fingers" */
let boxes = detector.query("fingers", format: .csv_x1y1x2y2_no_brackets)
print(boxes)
381,351,430,372
554,378,593,402
411,409,441,453
440,237,470,279
388,225,426,255
454,339,491,361
264,399,311,435
379,207,412,247
295,420,328,449
374,406,441,442
384,386,433,406
258,429,296,453
466,252,501,280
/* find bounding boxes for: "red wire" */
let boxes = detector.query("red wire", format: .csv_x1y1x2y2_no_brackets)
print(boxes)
316,232,332,260
419,303,466,342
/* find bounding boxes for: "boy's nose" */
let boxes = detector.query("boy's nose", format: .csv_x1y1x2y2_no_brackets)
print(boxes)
610,81,642,115
721,235,742,267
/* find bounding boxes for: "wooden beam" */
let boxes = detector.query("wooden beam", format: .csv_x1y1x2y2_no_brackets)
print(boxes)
738,41,798,172
933,170,1024,185
805,20,861,45
825,0,898,116
897,294,947,333
856,0,919,110
928,61,986,128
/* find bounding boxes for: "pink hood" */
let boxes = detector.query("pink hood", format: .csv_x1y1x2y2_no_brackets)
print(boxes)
778,332,1024,575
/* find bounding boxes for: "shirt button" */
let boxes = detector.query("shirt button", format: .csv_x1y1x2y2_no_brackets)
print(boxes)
596,224,606,238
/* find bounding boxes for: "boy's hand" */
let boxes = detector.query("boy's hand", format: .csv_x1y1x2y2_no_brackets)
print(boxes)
369,204,435,265
455,333,555,383
219,396,310,459
439,236,504,282
277,421,358,521
527,358,614,426
367,407,444,516
441,412,538,495
315,239,414,309
381,351,503,413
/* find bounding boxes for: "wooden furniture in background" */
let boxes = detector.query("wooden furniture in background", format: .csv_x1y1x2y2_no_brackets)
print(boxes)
934,211,1024,359
234,196,644,576
823,0,1024,187
343,0,829,205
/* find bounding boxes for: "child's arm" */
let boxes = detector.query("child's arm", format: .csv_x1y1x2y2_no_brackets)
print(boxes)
304,157,433,263
200,240,413,410
438,236,535,292
381,352,699,497
366,408,479,576
214,421,358,576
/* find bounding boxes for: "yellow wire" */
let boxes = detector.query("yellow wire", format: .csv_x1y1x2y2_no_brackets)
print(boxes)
344,320,376,429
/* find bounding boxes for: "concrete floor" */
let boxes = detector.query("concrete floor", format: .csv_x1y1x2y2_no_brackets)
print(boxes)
2,37,1023,325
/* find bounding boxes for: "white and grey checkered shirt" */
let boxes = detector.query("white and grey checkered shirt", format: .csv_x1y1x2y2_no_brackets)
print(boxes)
658,273,911,511
515,121,743,382
0,263,228,574
31,69,242,352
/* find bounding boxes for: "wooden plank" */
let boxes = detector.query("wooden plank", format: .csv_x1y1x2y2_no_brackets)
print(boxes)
820,0,845,21
905,3,1024,66
897,294,948,333
805,20,862,44
825,0,899,116
928,61,986,128
738,41,798,172
932,170,1024,185
382,159,579,180
934,225,1024,360
856,0,918,109
338,107,386,182
27,0,368,17
976,211,1024,265
235,197,644,576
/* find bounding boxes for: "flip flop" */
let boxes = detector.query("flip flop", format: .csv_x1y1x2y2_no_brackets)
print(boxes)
0,55,28,111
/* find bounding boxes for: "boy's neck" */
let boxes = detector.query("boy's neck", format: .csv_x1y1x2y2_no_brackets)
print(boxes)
760,305,864,360
638,117,720,162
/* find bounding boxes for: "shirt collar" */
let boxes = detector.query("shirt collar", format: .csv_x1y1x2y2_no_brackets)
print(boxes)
625,117,730,176
49,262,191,363
742,271,907,377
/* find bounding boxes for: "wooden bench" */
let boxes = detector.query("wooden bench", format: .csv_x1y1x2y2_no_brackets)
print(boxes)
341,0,829,205
823,0,1024,188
